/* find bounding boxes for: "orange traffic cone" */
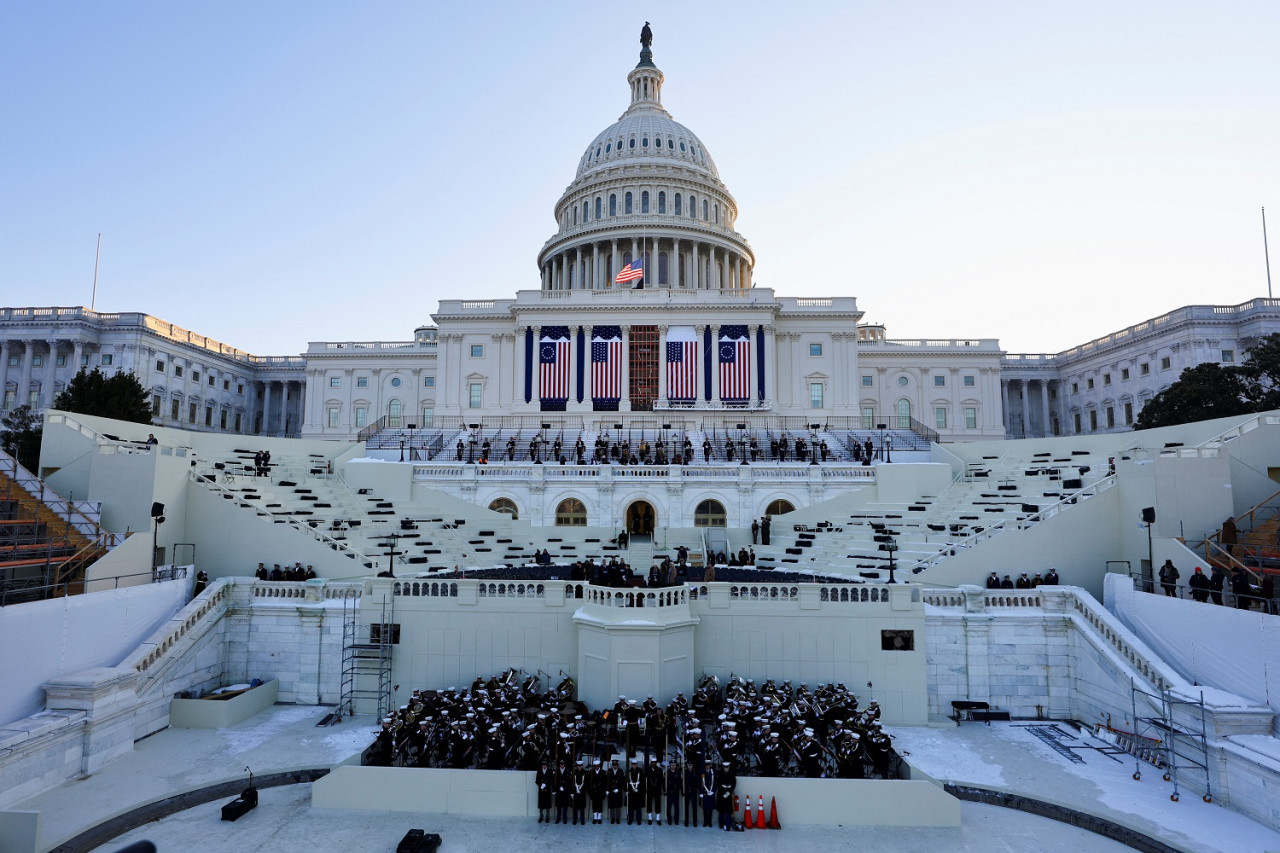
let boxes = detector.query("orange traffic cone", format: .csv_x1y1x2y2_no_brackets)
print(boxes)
744,795,753,828
756,794,766,829
768,796,781,829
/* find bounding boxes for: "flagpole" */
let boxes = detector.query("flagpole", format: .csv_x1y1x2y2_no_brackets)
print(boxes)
1264,206,1273,300
91,232,102,311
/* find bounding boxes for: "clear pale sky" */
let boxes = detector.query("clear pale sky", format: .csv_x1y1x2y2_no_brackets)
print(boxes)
3,2,1277,357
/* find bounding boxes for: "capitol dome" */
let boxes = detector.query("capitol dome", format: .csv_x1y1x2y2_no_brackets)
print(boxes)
536,34,753,293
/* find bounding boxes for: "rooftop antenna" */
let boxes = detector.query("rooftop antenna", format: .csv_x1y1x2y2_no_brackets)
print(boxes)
91,232,102,311
1264,207,1273,300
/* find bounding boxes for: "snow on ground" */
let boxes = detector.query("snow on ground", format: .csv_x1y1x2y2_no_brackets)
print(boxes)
892,721,1280,853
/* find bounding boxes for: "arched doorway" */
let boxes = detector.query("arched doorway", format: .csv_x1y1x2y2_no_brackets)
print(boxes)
626,500,656,536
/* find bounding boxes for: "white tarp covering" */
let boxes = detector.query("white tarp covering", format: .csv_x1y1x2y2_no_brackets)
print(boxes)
0,576,191,726
1106,573,1278,713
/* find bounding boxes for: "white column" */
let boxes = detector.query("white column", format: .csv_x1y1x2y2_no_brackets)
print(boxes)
1000,380,1010,435
1041,381,1052,437
574,247,582,289
708,246,717,290
0,341,9,409
41,340,58,407
18,341,34,409
611,241,619,287
532,327,541,403
261,381,273,434
692,243,700,289
1018,381,1029,437
592,244,601,290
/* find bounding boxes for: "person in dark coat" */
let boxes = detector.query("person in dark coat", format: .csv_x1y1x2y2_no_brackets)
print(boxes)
626,760,646,824
1221,517,1239,556
607,759,625,824
1231,568,1254,610
761,516,771,546
1188,566,1211,603
1000,574,1014,589
535,760,553,823
554,759,571,824
715,761,736,830
571,760,588,825
588,759,607,824
1210,566,1227,605
646,757,664,824
700,765,717,828
683,755,701,826
665,759,683,826
1158,560,1180,596
1044,567,1060,585
985,571,1001,589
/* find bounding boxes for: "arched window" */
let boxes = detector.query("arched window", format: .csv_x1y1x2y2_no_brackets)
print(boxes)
674,194,682,216
629,137,636,149
641,191,649,213
555,498,587,526
658,252,668,285
689,195,696,218
609,194,617,216
702,200,709,220
896,398,912,427
694,499,727,527
658,192,666,214
765,499,795,516
715,203,720,223
488,498,519,520
582,201,589,222
387,399,403,429
573,206,578,226
625,192,633,214
595,197,602,219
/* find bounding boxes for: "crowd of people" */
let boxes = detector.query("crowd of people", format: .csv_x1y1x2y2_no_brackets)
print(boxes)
445,430,881,467
985,568,1061,589
253,562,317,582
366,671,901,827
1158,560,1275,612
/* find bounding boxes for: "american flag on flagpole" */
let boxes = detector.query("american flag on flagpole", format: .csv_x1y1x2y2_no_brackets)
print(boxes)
666,326,697,401
539,328,571,401
719,325,751,401
614,258,644,285
591,326,623,400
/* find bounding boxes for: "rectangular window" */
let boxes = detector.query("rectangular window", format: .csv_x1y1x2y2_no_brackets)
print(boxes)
28,390,39,407
1140,363,1150,376
862,406,875,430
809,343,823,357
328,407,340,428
1071,382,1079,394
861,375,873,387
1089,410,1098,431
55,354,66,367
237,384,244,394
152,394,162,416
174,365,183,378
1124,402,1133,424
881,630,914,651
354,406,367,428
207,375,215,386
935,407,947,429
192,371,200,382
1103,373,1111,386
6,355,17,366
171,399,180,420
1087,378,1095,390
963,375,975,387
1222,349,1235,363
424,376,435,387
421,407,434,428
234,413,242,432
1160,357,1171,370
220,409,228,429
809,383,824,408
156,360,166,372
205,406,213,426
368,623,401,645
329,376,341,388
3,389,14,409
188,402,197,423
1121,368,1130,380
470,344,484,358
469,383,482,408
356,376,368,388
964,407,977,429
223,379,230,390
32,354,43,367
1106,407,1115,428
1073,412,1082,433
933,375,945,387
79,354,89,366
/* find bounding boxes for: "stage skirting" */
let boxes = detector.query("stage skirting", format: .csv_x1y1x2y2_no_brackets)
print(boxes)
310,765,961,827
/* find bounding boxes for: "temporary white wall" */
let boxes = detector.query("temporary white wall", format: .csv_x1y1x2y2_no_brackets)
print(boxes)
1105,574,1280,721
0,578,189,725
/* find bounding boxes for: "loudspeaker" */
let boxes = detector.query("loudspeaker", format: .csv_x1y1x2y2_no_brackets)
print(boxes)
1141,507,1156,524
150,502,165,519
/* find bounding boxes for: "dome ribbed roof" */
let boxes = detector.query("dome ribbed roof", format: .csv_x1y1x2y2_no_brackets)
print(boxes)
575,112,719,182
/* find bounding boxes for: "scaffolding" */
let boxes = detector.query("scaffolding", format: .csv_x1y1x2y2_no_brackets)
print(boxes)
1129,677,1213,803
340,592,394,719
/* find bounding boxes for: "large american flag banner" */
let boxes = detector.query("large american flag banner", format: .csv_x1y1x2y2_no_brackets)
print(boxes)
719,325,751,401
614,258,644,286
666,326,697,401
539,326,571,402
591,325,623,401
